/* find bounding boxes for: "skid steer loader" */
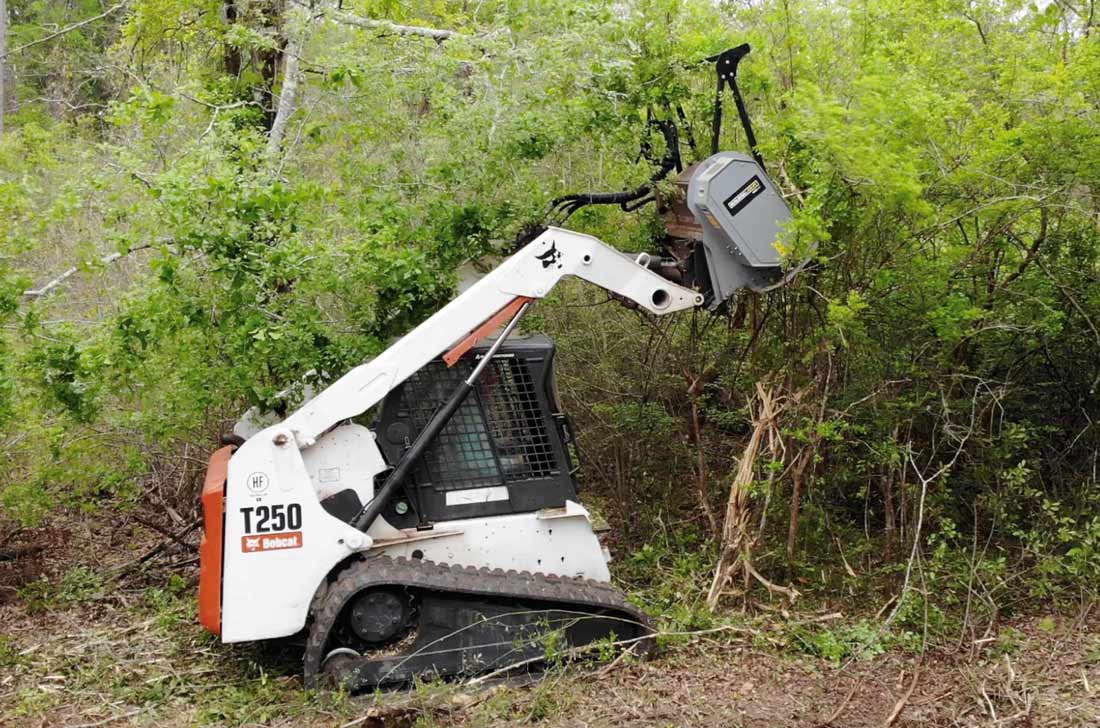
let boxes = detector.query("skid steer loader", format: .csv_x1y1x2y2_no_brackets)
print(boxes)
197,44,796,689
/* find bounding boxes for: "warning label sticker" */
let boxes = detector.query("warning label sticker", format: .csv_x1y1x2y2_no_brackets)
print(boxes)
241,531,303,553
722,175,766,218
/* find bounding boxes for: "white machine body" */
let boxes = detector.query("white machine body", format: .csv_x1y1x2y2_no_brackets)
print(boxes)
204,228,702,642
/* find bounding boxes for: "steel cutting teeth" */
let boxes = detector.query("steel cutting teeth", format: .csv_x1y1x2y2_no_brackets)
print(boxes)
302,556,653,689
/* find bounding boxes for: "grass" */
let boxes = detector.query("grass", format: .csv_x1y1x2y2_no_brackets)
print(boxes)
3,522,1099,727
4,578,1099,727
3,568,347,726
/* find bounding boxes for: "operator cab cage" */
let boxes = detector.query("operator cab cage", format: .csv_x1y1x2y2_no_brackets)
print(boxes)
374,334,578,526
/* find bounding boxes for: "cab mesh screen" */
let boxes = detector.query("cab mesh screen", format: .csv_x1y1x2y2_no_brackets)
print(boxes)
396,356,560,491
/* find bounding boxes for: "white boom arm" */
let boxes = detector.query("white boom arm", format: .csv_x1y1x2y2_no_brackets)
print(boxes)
280,227,702,448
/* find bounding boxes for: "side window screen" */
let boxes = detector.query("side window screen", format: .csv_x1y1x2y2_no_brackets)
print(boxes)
481,358,557,481
394,356,560,491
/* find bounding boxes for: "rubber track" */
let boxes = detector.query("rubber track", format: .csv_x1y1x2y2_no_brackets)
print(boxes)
302,555,652,687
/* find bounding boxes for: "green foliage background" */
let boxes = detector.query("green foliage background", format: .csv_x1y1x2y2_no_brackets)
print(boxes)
2,0,1100,627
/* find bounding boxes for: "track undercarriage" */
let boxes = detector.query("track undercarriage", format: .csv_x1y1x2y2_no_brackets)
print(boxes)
303,556,653,690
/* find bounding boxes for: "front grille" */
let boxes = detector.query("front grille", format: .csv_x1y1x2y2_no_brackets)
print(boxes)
396,356,560,491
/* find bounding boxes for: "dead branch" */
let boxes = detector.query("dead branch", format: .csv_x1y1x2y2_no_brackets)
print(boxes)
129,513,195,550
267,6,315,160
1,2,128,59
684,369,719,536
22,244,153,300
0,527,26,547
883,666,921,726
886,387,977,626
332,11,459,41
707,382,799,610
815,678,862,727
110,518,200,580
743,558,800,602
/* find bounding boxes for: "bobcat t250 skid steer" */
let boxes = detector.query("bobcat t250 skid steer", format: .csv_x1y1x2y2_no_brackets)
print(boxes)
197,47,794,690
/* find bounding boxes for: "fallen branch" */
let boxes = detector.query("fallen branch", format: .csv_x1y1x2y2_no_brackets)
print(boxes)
816,678,862,727
883,665,921,726
743,558,801,602
130,513,195,550
69,708,144,728
467,624,741,686
338,707,421,728
0,528,26,547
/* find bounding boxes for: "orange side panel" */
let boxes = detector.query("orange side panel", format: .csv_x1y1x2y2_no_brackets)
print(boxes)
443,296,533,367
199,446,233,637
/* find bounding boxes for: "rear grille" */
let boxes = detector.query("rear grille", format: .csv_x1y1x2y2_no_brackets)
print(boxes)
396,356,560,491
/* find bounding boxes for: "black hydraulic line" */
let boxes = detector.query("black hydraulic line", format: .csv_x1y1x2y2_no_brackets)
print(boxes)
621,194,655,212
547,118,680,224
351,302,531,533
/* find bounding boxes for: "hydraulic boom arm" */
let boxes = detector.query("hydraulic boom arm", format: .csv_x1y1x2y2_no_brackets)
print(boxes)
280,227,702,448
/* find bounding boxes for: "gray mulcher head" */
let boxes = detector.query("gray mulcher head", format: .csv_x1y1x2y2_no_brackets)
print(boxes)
686,152,794,309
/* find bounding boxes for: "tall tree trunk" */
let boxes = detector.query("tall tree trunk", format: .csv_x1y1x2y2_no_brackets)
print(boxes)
266,4,310,159
880,468,897,552
785,447,811,566
223,0,243,77
266,29,302,158
685,371,719,537
0,0,7,137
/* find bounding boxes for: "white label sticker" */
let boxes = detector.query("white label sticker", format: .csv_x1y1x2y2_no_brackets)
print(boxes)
445,486,510,506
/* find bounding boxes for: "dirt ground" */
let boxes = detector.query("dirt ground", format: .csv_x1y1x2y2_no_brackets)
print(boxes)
488,621,1100,727
1,523,1098,727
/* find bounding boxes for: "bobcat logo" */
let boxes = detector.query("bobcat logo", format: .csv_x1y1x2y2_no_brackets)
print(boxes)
239,530,303,553
536,241,563,269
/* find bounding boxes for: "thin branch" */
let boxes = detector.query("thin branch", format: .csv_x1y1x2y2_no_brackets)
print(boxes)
179,94,252,112
886,392,977,626
109,519,201,580
22,244,153,300
0,2,128,59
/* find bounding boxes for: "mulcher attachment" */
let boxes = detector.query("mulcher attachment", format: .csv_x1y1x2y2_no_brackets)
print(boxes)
304,557,653,690
686,152,793,308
